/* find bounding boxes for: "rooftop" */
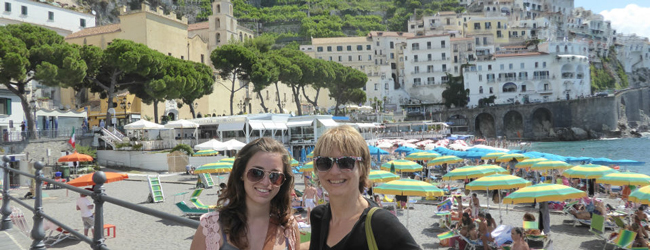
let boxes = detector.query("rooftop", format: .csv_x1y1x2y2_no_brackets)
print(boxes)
493,52,546,58
312,36,371,45
65,24,121,39
188,22,209,31
368,31,416,38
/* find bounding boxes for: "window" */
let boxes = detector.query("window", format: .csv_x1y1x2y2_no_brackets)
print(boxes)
543,83,549,90
442,64,447,72
317,47,323,52
478,65,482,71
483,37,487,45
474,23,481,30
338,56,342,62
201,54,204,64
344,45,350,51
329,56,332,61
503,82,517,92
337,46,343,51
376,41,380,46
48,11,54,21
535,62,539,68
521,85,527,92
327,46,332,52
497,31,502,38
522,31,526,36
168,53,172,56
427,65,434,73
368,55,372,60
390,53,394,59
441,41,445,48
543,62,547,68
479,86,483,94
80,18,86,28
413,78,421,85
520,63,525,69
412,43,419,50
357,45,363,51
485,22,491,29
489,87,493,94
390,42,394,49
500,64,504,70
427,77,435,85
374,83,378,90
509,63,513,70
21,5,27,15
181,56,184,59
479,75,483,81
441,76,449,83
442,53,446,60
454,66,458,73
0,98,11,115
359,55,362,61
414,66,420,73
414,55,418,62
4,2,10,12
428,54,432,61
348,56,352,61
488,65,492,71
367,45,371,50
476,37,480,45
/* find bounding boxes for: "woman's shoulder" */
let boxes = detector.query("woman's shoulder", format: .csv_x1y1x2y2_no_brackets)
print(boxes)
311,204,329,218
199,212,222,250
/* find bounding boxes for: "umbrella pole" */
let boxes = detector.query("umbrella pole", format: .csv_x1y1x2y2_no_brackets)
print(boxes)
406,196,409,229
486,187,490,210
498,190,502,225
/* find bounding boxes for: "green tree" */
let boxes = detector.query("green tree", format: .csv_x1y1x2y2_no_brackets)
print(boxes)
0,24,87,138
179,62,215,118
302,59,335,110
276,48,310,115
250,54,279,113
327,64,367,116
78,39,165,127
441,73,469,108
210,44,257,115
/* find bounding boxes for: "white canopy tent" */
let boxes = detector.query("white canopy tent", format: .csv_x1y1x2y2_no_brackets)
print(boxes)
224,139,247,150
124,120,164,130
194,139,228,151
164,119,199,129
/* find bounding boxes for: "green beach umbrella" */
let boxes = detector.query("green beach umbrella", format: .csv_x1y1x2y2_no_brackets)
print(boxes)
628,185,650,205
515,158,547,168
380,160,423,173
531,160,572,171
369,170,400,183
427,156,463,166
290,158,300,167
502,183,586,204
219,157,236,163
194,162,233,174
306,152,313,160
194,150,219,157
562,164,618,179
404,152,440,161
442,164,507,180
299,161,314,172
495,153,528,163
596,172,650,186
466,174,531,190
481,152,506,160
374,179,445,197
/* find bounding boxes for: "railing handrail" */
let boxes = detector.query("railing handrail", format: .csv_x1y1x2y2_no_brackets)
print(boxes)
1,157,199,250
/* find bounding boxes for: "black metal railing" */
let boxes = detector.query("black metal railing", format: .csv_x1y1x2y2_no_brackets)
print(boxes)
0,156,199,250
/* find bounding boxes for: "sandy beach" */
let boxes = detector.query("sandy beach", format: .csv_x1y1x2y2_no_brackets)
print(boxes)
6,169,622,249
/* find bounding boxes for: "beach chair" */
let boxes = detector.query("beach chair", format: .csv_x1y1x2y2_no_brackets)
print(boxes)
604,229,636,250
524,221,549,245
436,230,455,248
189,197,217,210
10,207,30,237
191,189,204,198
175,201,209,218
562,200,579,214
589,214,608,241
43,220,77,247
458,232,483,250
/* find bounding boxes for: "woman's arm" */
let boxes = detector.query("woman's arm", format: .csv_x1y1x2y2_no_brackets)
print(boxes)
190,225,207,250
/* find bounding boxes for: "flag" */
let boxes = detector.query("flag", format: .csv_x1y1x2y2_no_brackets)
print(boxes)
68,127,75,148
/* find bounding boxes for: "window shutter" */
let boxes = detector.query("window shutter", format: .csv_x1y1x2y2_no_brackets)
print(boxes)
5,98,10,115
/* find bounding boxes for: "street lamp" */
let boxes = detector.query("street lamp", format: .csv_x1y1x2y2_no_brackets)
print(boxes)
120,98,131,126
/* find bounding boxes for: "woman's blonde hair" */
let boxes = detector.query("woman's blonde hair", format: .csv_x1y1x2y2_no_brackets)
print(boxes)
313,125,371,193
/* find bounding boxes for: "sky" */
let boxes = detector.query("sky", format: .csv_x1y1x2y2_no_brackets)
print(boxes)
574,0,650,38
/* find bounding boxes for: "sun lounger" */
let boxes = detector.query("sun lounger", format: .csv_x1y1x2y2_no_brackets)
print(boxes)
10,207,30,237
590,214,608,241
189,197,217,210
524,221,549,245
175,201,209,218
604,229,636,250
43,220,78,247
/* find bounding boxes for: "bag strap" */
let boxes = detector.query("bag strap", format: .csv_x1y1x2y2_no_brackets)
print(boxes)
365,207,380,250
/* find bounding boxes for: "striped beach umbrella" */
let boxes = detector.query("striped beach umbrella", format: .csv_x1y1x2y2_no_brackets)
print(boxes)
502,183,586,204
219,157,236,163
374,179,445,197
298,161,313,172
306,152,313,160
194,150,219,157
368,170,400,183
466,174,531,190
290,158,301,167
562,164,618,179
481,152,506,160
442,164,507,180
427,156,463,167
404,152,440,161
380,160,423,172
531,161,572,171
194,162,233,174
596,172,650,186
495,153,528,163
515,158,547,168
628,186,650,205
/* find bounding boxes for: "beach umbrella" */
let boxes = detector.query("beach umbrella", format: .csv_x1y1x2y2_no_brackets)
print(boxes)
502,183,586,204
495,153,528,163
306,152,314,160
368,146,389,155
368,170,400,183
380,160,423,173
442,165,507,180
68,172,129,187
531,161,572,171
426,156,463,167
290,159,301,167
628,186,650,205
194,162,233,174
404,152,440,161
562,164,618,179
596,172,650,186
374,179,445,228
466,174,531,223
300,148,307,163
515,158,547,168
481,152,506,160
219,157,236,163
58,151,94,163
193,150,219,157
298,162,314,172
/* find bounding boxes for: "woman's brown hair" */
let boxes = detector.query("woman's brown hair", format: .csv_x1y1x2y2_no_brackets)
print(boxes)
217,137,294,249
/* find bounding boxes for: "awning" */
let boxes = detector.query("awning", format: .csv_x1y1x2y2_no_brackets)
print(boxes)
318,119,338,128
356,123,377,129
260,120,281,130
287,120,313,128
249,120,265,130
217,122,246,132
274,121,288,130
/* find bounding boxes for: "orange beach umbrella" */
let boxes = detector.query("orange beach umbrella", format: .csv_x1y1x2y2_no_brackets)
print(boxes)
67,172,129,187
58,151,93,163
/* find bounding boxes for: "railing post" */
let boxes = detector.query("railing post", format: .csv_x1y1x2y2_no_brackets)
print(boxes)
91,171,107,250
31,161,46,250
1,155,12,230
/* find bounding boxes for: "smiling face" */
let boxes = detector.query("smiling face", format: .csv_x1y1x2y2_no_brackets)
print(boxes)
243,152,285,207
316,148,362,198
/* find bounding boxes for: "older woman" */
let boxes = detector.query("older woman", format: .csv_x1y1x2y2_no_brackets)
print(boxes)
308,125,420,250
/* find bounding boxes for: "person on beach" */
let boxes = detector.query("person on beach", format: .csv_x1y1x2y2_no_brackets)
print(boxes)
308,125,420,250
522,213,540,236
477,212,493,250
509,227,529,250
302,183,318,225
634,206,649,238
76,188,94,237
190,138,300,250
471,193,480,218
630,223,649,248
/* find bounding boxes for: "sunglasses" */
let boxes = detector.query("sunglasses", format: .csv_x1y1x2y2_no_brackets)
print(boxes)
314,156,362,172
246,168,286,186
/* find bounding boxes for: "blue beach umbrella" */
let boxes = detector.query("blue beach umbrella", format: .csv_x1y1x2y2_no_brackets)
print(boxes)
368,146,389,155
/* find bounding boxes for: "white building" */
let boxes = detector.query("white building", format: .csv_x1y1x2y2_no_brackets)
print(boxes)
0,88,24,142
614,34,650,73
0,0,95,36
403,34,453,105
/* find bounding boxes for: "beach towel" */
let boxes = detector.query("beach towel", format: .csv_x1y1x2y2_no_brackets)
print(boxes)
437,198,453,211
491,225,513,246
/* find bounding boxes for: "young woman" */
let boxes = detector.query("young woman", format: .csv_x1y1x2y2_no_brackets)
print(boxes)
510,227,529,250
190,138,300,250
309,125,420,250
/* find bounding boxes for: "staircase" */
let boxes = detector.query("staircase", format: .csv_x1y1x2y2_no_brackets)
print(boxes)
100,128,123,149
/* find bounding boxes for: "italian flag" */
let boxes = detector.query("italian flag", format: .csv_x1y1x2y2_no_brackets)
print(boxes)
68,127,75,148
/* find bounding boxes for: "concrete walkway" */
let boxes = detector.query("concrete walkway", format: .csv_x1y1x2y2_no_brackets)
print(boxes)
0,227,31,250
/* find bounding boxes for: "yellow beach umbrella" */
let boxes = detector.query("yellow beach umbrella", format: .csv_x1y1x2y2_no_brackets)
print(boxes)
466,174,531,190
531,161,572,171
562,164,618,179
596,172,650,186
369,170,400,183
405,152,440,161
298,161,314,172
427,156,463,167
219,157,236,163
628,186,650,205
502,183,586,204
515,158,547,168
481,152,506,160
495,153,528,163
380,160,423,172
442,164,507,180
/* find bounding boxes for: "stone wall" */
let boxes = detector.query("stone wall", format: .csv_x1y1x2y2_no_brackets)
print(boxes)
96,150,225,172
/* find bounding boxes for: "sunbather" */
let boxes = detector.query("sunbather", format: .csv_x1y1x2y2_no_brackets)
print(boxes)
630,223,649,248
510,227,530,250
477,212,493,250
634,206,649,238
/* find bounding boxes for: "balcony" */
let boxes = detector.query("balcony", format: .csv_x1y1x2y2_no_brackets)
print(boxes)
537,89,553,94
533,76,549,80
487,79,496,83
518,76,528,81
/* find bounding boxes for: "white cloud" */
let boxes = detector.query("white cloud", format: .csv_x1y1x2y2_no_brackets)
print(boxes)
600,4,650,38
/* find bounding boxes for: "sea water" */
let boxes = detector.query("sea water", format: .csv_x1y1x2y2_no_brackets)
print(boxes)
528,134,650,175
